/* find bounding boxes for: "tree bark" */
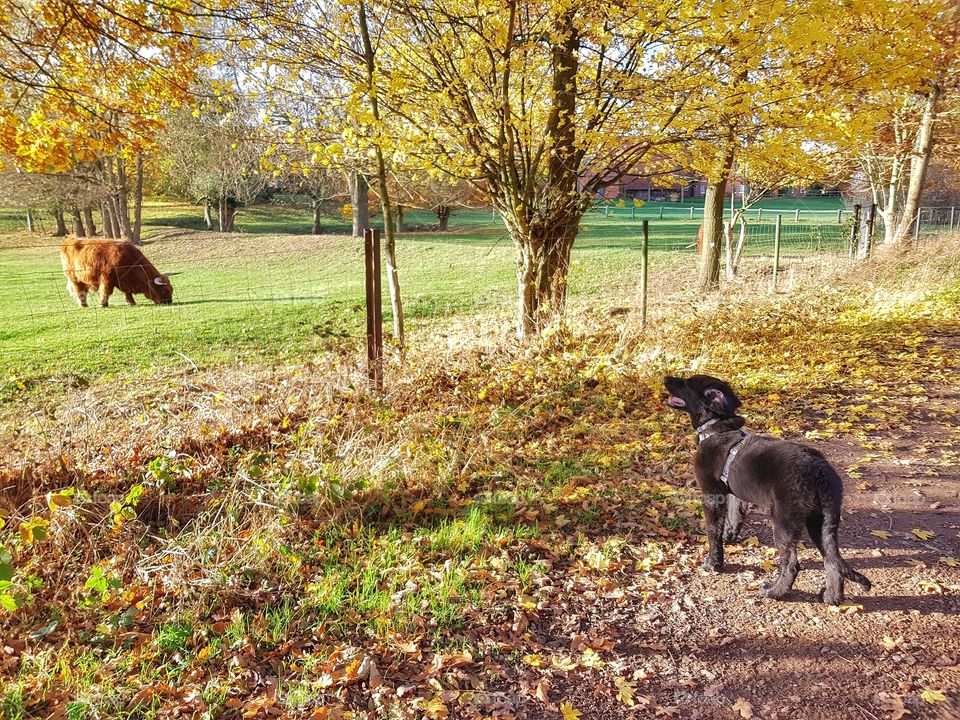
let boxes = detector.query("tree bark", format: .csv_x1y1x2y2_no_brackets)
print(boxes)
132,153,144,244
83,206,97,236
437,205,451,231
312,200,323,234
53,209,68,236
71,207,86,237
359,0,404,348
892,79,943,245
396,203,404,232
697,175,730,291
114,157,134,242
203,200,214,230
218,197,237,232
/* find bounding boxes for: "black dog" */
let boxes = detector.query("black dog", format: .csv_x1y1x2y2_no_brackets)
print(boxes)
664,374,871,605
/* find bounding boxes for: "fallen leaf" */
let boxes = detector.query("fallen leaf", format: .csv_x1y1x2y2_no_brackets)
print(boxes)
878,693,911,720
704,683,724,697
615,676,636,707
522,653,545,668
581,647,605,669
870,530,892,539
920,688,946,704
534,679,550,704
560,701,582,720
421,695,449,719
828,602,864,614
881,636,904,651
742,536,760,548
939,556,959,568
911,528,935,541
732,697,753,719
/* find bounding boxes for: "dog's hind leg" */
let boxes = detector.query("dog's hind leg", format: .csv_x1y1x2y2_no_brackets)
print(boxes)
818,512,871,604
760,519,801,599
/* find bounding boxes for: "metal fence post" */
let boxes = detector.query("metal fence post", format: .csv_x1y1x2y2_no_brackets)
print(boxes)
758,208,762,221
631,205,636,220
849,204,861,259
689,206,694,220
837,208,843,224
951,206,956,231
772,214,782,292
795,208,800,222
640,220,649,328
363,227,384,392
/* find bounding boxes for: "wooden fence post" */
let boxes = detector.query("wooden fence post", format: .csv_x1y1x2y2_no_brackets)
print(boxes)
758,208,763,221
689,206,694,220
640,220,649,328
659,206,664,220
857,204,875,260
951,206,956,231
837,208,843,224
772,214,782,292
794,208,800,222
363,227,384,392
849,204,861,259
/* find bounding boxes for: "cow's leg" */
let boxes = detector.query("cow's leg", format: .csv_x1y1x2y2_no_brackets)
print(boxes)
123,290,136,306
98,279,114,308
67,279,88,307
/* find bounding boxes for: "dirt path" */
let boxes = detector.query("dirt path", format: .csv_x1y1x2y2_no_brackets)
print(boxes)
496,337,960,720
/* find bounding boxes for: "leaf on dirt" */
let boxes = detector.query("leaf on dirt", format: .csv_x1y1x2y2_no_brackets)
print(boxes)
411,499,428,516
551,655,578,671
614,676,636,707
732,697,753,719
421,695,449,719
522,653,545,668
534,679,550,704
560,701,582,720
581,647,605,669
742,536,760,548
920,688,946,704
918,580,943,594
881,636,904,651
829,602,864,614
870,530,892,539
704,683,724,697
911,528,935,541
878,693,911,720
938,556,959,568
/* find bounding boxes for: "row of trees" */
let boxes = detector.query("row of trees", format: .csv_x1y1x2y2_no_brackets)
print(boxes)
0,0,957,340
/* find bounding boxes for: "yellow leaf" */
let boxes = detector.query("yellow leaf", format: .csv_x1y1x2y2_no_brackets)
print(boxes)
421,695,448,719
938,556,959,568
870,530,891,539
581,647,605,669
742,536,760,548
911,528,935,541
197,645,214,661
551,655,578,671
881,635,903,651
521,653,544,667
920,689,946,704
829,602,863,614
614,676,636,707
560,701,582,720
411,499,427,516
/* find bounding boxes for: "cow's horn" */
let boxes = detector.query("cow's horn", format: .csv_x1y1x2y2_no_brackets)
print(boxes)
154,276,167,286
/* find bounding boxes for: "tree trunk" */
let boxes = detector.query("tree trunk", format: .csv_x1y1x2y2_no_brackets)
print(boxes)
697,176,730,291
53,209,68,236
71,207,86,237
437,205,451,231
723,221,735,280
83,206,97,236
733,216,748,272
312,201,323,234
114,157,134,242
132,153,144,244
218,197,237,232
396,203,404,232
203,200,214,230
349,172,369,237
359,0,404,348
509,215,582,337
892,79,943,245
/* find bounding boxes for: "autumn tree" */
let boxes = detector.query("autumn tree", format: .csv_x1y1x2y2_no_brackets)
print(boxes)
0,0,208,242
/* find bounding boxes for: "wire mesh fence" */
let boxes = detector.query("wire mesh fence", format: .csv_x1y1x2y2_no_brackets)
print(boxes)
1,203,956,391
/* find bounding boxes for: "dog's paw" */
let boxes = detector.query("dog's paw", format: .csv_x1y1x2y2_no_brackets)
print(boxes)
759,582,789,600
701,557,723,572
821,589,844,606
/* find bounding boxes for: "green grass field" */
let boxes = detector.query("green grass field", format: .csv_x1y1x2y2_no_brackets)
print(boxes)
0,196,847,397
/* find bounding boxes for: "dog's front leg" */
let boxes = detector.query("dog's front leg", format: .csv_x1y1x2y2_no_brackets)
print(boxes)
701,491,726,571
723,494,747,542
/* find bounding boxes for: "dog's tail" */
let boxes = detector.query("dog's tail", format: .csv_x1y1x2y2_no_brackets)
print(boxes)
822,512,872,591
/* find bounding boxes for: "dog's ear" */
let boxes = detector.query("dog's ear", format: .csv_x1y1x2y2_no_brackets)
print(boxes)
704,387,739,415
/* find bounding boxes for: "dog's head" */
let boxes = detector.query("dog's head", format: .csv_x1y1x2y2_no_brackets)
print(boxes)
663,374,742,428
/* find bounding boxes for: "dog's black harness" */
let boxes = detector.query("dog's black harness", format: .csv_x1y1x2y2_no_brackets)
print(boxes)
696,420,751,488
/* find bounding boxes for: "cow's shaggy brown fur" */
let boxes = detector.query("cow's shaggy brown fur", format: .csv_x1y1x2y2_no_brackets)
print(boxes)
60,239,173,307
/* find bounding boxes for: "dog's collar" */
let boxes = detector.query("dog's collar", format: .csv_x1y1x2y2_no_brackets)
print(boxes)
696,418,720,441
720,430,751,487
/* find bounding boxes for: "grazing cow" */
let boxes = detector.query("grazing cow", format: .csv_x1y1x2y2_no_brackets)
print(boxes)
60,239,173,307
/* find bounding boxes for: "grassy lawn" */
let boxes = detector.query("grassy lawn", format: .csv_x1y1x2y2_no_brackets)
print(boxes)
1,197,848,396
